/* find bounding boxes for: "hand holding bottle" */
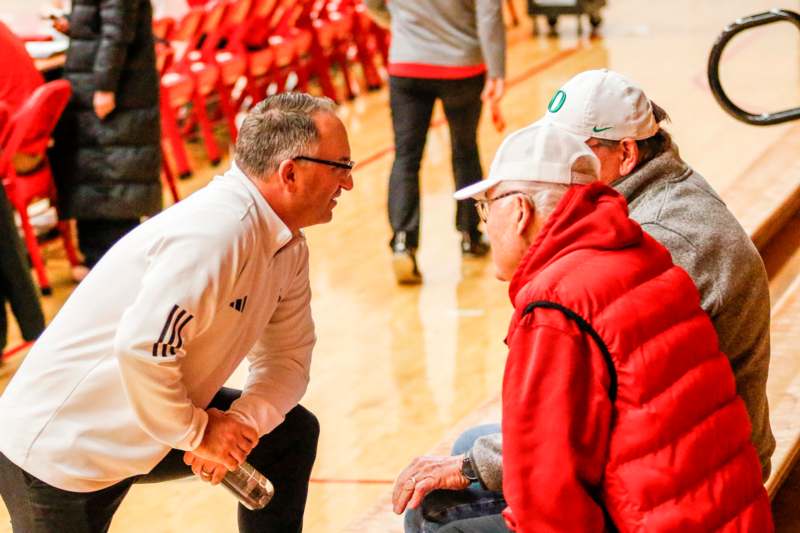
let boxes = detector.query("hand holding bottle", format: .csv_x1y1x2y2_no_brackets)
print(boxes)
184,408,258,484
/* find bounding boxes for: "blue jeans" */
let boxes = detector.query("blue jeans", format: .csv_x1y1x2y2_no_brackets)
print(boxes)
0,388,319,532
439,514,510,533
405,424,505,533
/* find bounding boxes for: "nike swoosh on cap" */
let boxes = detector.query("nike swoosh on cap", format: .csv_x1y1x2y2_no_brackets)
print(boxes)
592,126,613,133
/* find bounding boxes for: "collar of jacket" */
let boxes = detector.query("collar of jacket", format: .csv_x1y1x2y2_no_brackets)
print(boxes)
507,182,642,310
226,162,298,258
611,144,690,201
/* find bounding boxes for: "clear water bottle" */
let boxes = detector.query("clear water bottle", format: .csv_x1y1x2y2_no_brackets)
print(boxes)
221,461,275,510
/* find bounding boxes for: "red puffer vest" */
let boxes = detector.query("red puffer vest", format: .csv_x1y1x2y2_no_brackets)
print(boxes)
503,183,772,532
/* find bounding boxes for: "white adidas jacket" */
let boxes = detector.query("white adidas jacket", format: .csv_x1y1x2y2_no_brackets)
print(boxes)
0,164,316,492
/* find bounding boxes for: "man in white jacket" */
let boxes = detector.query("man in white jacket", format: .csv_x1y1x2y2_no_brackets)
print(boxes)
0,92,354,532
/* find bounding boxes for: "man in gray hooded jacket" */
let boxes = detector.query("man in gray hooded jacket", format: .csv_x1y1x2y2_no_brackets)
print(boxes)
393,69,774,532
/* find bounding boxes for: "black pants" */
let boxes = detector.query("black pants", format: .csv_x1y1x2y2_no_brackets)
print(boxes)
76,218,140,268
0,185,44,351
0,388,320,532
387,74,485,249
439,514,509,533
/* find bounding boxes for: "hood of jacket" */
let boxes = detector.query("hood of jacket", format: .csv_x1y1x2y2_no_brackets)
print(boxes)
508,182,643,309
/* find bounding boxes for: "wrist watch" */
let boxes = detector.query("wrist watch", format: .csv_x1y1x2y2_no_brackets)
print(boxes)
461,454,480,483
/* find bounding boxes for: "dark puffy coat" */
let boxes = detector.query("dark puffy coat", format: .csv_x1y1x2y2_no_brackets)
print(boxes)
52,0,161,220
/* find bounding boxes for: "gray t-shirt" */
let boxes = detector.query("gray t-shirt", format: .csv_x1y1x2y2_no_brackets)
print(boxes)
471,146,774,490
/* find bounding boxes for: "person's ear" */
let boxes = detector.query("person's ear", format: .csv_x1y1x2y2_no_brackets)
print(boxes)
515,195,534,237
276,159,298,191
619,138,640,176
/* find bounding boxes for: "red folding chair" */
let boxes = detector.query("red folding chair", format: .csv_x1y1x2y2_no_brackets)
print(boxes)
157,41,195,182
192,0,252,141
244,0,339,102
172,1,226,166
0,80,82,295
309,1,360,100
230,0,279,105
349,0,388,87
152,16,176,41
352,0,389,68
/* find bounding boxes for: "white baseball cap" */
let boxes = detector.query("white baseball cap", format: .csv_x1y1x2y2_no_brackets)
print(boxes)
454,121,600,200
542,69,659,141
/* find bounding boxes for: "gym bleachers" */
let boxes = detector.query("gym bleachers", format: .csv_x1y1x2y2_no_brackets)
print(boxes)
724,122,800,251
766,261,800,497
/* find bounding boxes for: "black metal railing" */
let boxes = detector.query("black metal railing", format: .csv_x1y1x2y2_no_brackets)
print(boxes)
708,9,800,126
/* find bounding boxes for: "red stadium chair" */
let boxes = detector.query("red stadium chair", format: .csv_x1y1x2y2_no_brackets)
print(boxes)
0,80,83,295
171,1,227,165
157,43,195,181
245,0,340,102
310,1,360,100
152,17,176,41
192,0,252,141
157,7,225,175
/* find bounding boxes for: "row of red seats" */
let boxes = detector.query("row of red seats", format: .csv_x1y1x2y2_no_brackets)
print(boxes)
155,0,390,180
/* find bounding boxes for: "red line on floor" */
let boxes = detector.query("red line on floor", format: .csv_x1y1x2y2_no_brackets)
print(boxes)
355,45,584,171
357,145,398,169
310,478,394,485
506,46,582,89
2,341,33,360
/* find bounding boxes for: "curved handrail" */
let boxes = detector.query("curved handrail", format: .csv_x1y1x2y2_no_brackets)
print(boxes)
708,9,800,126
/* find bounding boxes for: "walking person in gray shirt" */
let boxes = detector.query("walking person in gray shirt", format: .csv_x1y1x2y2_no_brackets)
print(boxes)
392,69,774,532
365,0,507,284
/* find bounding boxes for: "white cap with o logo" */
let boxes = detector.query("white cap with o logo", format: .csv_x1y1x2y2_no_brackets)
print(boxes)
543,69,659,141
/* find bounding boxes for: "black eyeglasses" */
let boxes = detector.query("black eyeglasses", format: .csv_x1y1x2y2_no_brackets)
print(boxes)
293,155,356,172
475,191,532,222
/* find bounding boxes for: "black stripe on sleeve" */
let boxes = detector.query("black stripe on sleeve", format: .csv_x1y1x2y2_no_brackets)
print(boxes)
166,310,187,347
175,313,194,349
153,305,179,357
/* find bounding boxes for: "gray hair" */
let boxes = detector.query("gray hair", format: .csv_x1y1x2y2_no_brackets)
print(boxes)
495,180,569,221
235,92,336,179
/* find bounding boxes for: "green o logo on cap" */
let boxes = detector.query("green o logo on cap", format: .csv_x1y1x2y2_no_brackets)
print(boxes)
547,90,566,113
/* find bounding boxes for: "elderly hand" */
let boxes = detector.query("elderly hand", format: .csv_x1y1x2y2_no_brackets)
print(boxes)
392,454,471,514
93,91,116,120
189,408,259,474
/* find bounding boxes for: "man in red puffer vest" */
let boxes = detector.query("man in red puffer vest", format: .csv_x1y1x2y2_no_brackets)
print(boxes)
439,121,773,532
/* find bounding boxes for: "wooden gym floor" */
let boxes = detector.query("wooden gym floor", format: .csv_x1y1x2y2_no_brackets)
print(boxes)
2,0,800,531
